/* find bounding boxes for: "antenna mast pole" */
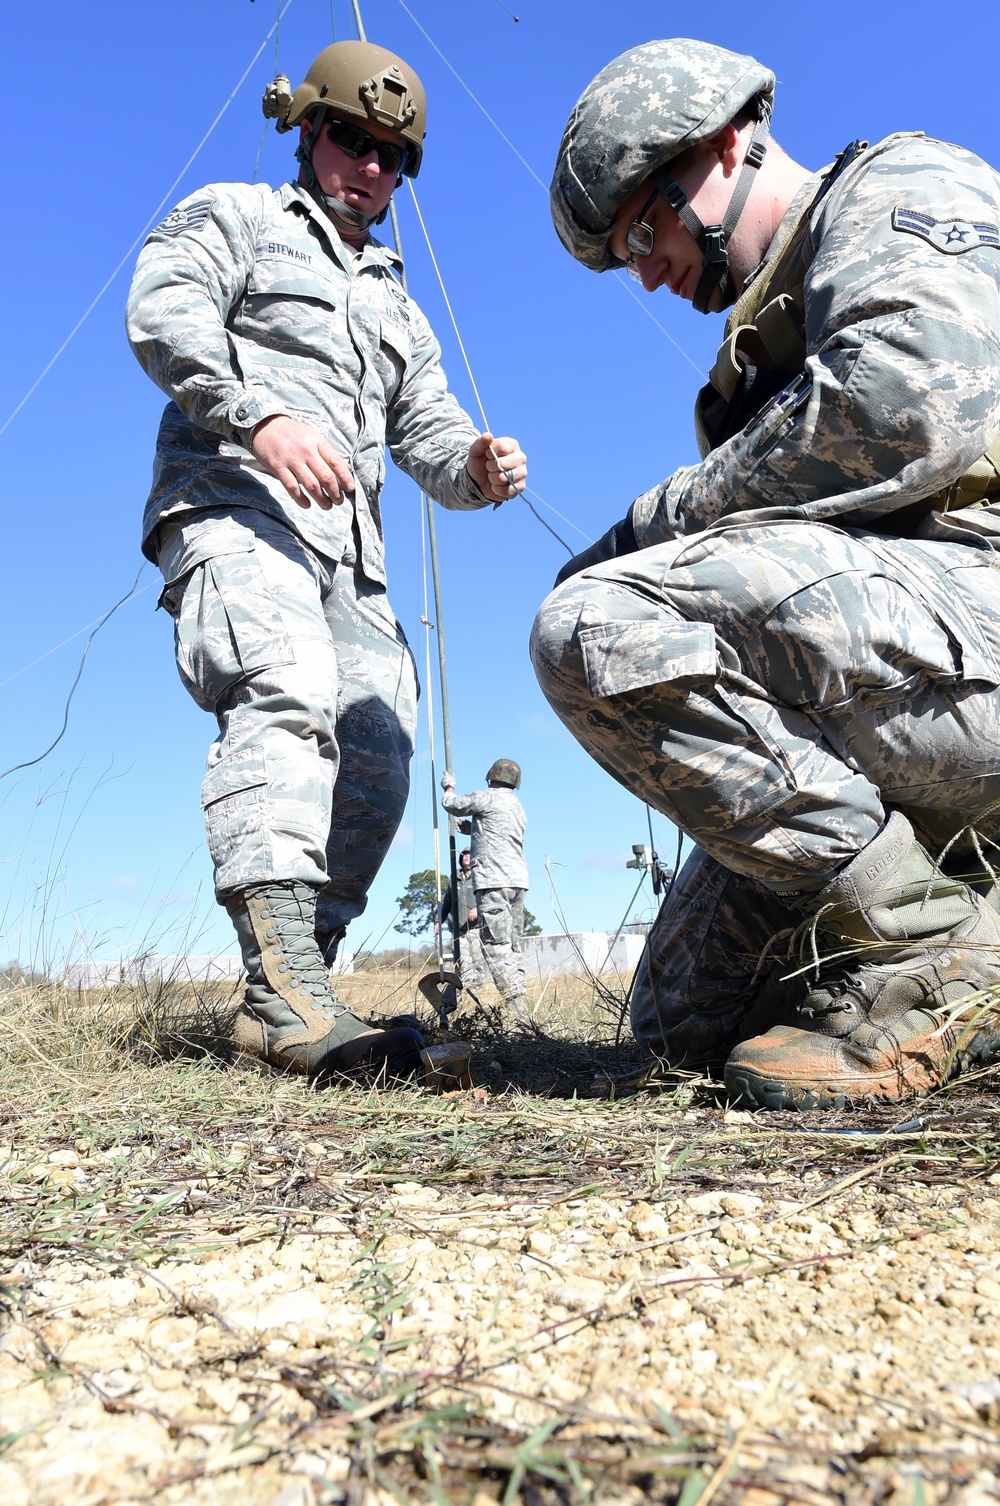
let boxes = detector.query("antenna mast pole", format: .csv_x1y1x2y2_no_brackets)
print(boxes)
350,0,461,982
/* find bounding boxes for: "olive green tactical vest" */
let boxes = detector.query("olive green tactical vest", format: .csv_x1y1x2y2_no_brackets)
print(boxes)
695,153,1000,518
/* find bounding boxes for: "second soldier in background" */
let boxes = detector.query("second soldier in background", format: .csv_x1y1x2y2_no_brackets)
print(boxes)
442,761,530,1022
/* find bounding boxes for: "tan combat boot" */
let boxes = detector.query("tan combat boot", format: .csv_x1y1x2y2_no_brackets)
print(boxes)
724,813,1000,1109
228,882,423,1082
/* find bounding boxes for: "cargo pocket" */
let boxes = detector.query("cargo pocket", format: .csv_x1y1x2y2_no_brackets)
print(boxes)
175,547,295,713
156,515,255,617
201,746,272,892
650,684,801,835
579,618,797,834
579,620,717,698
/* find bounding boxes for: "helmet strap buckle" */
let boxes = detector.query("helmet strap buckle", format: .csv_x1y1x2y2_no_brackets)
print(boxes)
701,226,728,268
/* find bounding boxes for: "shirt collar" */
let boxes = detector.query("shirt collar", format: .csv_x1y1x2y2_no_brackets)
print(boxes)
280,181,405,276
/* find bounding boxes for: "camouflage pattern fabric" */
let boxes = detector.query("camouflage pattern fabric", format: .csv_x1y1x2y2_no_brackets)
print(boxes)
532,522,1000,891
475,887,527,1002
441,870,476,932
629,848,805,1065
629,134,1000,544
127,180,487,586
441,787,528,890
458,929,488,989
157,507,417,924
442,870,488,986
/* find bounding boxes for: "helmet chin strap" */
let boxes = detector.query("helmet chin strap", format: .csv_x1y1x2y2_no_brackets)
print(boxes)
652,102,771,314
295,109,394,233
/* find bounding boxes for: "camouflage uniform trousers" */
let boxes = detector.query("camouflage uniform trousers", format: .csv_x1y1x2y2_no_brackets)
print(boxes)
475,888,527,1001
458,927,488,988
629,850,804,1066
157,507,418,939
531,520,1000,1059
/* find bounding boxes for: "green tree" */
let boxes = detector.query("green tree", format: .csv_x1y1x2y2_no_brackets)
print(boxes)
394,870,440,938
395,872,544,938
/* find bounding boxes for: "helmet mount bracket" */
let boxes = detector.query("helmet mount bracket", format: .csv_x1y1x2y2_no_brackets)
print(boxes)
359,67,418,131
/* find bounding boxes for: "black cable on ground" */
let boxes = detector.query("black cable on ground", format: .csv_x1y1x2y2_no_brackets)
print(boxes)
0,566,146,783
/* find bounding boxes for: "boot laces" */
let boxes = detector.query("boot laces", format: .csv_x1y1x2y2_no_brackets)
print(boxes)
755,907,871,1022
796,971,865,1020
259,887,350,1020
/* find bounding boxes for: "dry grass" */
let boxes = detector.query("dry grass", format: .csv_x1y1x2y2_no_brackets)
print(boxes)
4,966,1000,1503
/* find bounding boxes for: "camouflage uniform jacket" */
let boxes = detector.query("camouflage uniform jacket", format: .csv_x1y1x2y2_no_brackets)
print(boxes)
441,788,528,891
127,181,487,583
630,133,1000,547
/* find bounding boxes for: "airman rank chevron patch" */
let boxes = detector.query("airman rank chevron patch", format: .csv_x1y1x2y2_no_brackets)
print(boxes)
892,206,1000,255
155,198,215,238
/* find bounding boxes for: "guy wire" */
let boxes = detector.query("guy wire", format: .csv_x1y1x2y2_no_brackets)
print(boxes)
0,1,294,800
0,0,296,439
406,179,574,552
393,0,705,378
406,181,492,436
252,0,286,184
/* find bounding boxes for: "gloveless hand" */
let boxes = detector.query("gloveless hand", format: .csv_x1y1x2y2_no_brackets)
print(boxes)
467,432,527,502
250,415,355,509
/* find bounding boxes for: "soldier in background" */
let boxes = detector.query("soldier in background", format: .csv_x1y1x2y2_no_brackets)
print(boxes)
439,849,487,989
127,41,526,1083
442,761,529,1021
533,38,1000,1108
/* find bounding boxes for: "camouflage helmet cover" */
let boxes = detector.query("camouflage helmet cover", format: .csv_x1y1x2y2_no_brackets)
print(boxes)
263,40,427,176
486,758,522,789
550,38,775,272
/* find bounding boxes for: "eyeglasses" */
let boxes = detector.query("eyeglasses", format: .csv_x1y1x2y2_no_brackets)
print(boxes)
324,118,412,176
625,190,658,281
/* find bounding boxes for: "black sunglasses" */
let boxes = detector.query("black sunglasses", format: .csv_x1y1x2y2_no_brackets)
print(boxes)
324,118,412,177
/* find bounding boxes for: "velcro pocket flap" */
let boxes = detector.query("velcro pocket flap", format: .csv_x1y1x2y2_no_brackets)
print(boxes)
579,621,717,698
157,516,255,605
201,747,268,808
247,265,337,308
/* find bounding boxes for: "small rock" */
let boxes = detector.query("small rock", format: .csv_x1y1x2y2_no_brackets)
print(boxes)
270,1484,312,1506
719,1192,762,1217
630,1202,671,1240
549,1276,608,1311
390,1182,441,1207
686,1192,725,1216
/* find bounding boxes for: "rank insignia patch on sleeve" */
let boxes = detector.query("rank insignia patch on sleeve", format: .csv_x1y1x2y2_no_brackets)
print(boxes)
892,206,1000,255
154,198,215,238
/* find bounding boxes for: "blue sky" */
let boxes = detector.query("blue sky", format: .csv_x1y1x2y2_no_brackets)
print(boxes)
2,0,997,970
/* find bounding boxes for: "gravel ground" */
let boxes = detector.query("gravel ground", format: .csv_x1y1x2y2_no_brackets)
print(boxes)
3,976,1000,1503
